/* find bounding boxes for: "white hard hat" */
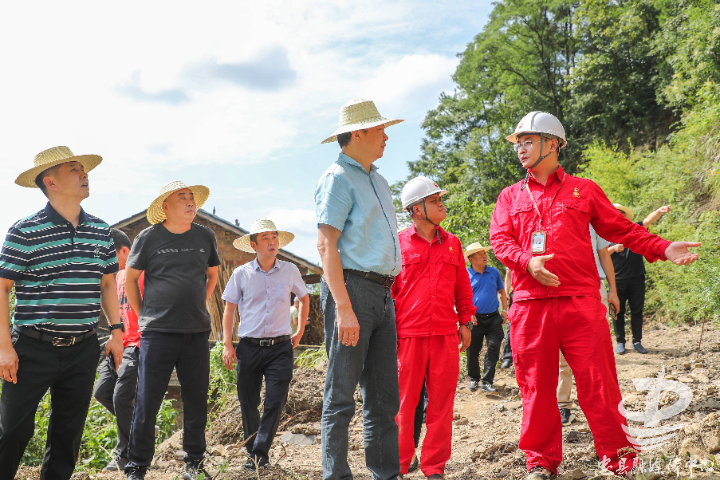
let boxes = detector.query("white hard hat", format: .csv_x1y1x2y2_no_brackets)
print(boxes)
401,176,448,209
506,111,567,148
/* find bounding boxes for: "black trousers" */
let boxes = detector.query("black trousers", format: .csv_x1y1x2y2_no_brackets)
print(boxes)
412,380,428,449
502,324,512,362
127,331,210,468
93,346,139,460
0,329,99,480
236,338,294,462
467,313,504,385
614,275,646,344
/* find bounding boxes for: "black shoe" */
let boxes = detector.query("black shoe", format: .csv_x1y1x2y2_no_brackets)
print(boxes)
525,466,554,479
125,466,147,480
182,459,213,480
408,453,420,473
468,379,478,391
633,342,648,354
500,359,513,369
559,407,575,426
104,457,129,472
479,383,497,393
615,342,626,354
242,457,269,471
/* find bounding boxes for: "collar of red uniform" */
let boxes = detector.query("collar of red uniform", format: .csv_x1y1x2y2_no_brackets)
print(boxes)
407,222,448,242
527,165,566,187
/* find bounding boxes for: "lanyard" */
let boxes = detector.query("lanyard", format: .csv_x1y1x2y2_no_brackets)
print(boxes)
525,175,565,229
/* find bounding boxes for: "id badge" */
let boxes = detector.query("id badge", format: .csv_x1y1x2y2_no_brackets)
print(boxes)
531,230,547,254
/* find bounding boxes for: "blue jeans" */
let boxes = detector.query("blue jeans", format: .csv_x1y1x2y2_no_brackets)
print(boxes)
321,273,400,480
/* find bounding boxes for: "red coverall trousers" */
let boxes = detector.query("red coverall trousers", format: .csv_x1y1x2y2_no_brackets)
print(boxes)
396,335,459,476
510,296,639,475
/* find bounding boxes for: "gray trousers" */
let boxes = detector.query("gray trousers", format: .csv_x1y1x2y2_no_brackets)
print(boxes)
320,273,401,480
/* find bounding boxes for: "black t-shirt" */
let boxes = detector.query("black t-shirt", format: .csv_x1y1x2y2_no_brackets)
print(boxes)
611,221,646,281
127,222,221,333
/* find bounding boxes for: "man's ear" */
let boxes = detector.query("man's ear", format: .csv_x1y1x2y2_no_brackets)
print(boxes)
121,246,131,256
43,175,58,192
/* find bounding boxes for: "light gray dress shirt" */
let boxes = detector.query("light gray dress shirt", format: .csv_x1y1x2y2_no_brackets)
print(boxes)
222,258,308,338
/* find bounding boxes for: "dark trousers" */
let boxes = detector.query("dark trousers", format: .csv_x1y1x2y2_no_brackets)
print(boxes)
614,276,645,344
93,346,139,460
127,331,210,468
0,329,99,480
412,381,427,448
467,313,504,385
502,324,512,362
236,338,294,462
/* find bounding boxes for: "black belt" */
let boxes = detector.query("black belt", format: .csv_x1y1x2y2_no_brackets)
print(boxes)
14,326,97,347
344,269,395,288
476,312,499,319
243,335,291,347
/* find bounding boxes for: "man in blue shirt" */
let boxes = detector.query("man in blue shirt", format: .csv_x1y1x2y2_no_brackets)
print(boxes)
221,219,309,471
465,243,508,393
315,98,403,480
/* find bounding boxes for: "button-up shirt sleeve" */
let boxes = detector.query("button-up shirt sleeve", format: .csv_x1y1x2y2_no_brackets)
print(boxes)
290,265,309,298
221,268,243,310
453,238,476,323
315,171,353,232
588,182,671,262
490,185,534,274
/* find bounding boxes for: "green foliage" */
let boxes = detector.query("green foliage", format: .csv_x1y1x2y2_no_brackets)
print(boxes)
208,342,237,426
294,346,328,369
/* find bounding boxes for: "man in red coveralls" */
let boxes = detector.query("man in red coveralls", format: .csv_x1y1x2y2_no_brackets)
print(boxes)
489,111,700,480
392,176,476,480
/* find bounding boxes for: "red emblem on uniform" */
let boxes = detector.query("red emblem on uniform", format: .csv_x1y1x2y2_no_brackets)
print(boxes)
573,188,580,198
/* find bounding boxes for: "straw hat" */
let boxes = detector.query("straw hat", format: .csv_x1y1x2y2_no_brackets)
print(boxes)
321,98,404,144
233,219,295,253
464,242,492,259
612,203,634,221
146,181,210,225
15,146,102,188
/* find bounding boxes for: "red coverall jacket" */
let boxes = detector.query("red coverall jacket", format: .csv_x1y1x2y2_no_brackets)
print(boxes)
490,167,670,299
391,225,476,336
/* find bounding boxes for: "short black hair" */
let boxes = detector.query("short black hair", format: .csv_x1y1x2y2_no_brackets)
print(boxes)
337,129,367,148
111,228,132,251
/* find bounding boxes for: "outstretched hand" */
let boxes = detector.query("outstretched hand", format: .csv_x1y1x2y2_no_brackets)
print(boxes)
527,253,560,287
664,242,701,266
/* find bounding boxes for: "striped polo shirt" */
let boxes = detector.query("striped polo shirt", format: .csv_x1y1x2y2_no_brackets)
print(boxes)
0,203,118,337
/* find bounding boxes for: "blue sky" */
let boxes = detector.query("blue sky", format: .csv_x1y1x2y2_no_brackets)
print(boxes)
0,1,493,264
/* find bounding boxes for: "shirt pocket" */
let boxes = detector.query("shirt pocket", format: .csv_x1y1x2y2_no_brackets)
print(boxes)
563,200,590,230
272,282,292,303
440,253,458,282
402,253,422,268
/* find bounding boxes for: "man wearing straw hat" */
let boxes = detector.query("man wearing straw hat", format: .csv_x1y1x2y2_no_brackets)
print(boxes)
464,242,508,393
392,176,475,479
608,203,671,355
490,111,700,479
0,146,123,479
315,98,403,480
220,219,309,471
123,181,220,480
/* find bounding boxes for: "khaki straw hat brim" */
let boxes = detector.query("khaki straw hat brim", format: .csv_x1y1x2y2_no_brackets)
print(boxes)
16,151,102,188
464,243,493,258
233,231,295,253
612,203,634,221
147,183,210,225
321,118,404,144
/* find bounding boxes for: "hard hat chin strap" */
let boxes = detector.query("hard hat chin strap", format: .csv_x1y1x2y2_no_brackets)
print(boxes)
420,199,441,244
521,136,553,190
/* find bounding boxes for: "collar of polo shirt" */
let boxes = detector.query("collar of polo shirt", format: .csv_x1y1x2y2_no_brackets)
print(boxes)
44,202,88,226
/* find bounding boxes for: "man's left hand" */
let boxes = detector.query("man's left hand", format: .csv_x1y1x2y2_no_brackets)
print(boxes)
608,292,620,314
458,325,471,353
291,331,303,348
105,331,123,371
501,311,508,324
664,242,701,266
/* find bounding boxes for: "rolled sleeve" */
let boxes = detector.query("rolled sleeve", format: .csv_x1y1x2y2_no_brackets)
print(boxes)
315,173,353,231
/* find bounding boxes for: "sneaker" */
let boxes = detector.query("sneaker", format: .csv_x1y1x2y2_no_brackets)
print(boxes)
242,457,269,471
615,342,625,354
468,379,479,391
633,342,648,354
480,382,497,393
104,457,129,472
182,459,213,480
525,466,553,479
500,359,513,369
559,407,575,426
125,466,147,480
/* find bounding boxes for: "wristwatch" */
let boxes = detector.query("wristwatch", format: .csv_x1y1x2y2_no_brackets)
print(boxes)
462,320,473,330
109,322,125,332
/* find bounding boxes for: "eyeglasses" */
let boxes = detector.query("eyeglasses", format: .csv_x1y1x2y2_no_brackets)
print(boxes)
513,140,535,152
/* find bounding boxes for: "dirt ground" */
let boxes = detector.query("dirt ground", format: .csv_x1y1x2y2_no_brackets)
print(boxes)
15,321,720,480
